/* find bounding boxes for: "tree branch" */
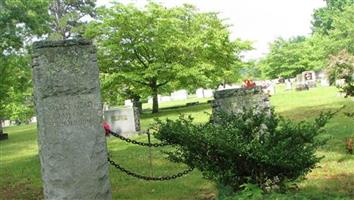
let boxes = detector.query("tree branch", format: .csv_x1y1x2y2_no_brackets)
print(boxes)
157,80,169,87
133,49,149,69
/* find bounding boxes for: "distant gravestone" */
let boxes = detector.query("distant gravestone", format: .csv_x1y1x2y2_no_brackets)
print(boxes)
124,99,133,107
171,90,188,100
302,71,316,88
32,40,112,199
104,107,140,137
285,79,292,90
212,87,270,121
196,88,214,98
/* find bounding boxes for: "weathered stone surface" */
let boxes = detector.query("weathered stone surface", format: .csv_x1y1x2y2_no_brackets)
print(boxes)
212,87,270,120
32,39,112,200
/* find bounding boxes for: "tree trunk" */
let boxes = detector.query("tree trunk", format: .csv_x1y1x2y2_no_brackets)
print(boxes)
132,96,142,114
152,86,159,114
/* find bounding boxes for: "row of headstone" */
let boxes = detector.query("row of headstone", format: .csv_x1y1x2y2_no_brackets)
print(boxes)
0,116,38,128
294,70,331,91
143,88,215,105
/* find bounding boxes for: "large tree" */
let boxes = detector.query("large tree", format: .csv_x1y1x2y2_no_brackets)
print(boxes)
260,35,329,78
48,0,96,39
312,0,354,35
86,2,251,113
0,0,48,132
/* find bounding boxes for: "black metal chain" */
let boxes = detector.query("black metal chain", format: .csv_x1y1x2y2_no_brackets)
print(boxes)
108,157,194,181
109,130,170,147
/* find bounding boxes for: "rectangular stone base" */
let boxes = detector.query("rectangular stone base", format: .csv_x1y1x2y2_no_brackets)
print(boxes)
0,133,8,140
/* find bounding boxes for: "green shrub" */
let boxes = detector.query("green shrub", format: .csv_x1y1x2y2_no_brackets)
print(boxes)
154,107,335,191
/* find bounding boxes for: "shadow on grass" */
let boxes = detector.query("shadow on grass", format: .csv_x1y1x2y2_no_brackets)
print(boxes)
0,154,43,200
106,143,216,200
290,173,354,200
277,101,354,156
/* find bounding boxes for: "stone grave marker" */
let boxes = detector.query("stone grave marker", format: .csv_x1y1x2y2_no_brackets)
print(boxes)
212,87,270,121
302,70,316,87
285,79,292,90
104,107,140,137
196,88,214,98
171,90,188,100
32,40,112,199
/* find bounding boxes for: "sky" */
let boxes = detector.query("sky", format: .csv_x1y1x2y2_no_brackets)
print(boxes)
96,0,327,60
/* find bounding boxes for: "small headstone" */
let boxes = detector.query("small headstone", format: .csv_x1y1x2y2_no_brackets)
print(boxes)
124,99,133,107
2,120,10,127
32,39,112,199
160,96,172,102
212,87,270,121
30,116,37,123
171,90,188,100
320,79,330,87
263,80,276,95
196,88,205,98
196,88,214,98
285,79,292,90
104,107,140,137
302,71,316,88
0,123,8,140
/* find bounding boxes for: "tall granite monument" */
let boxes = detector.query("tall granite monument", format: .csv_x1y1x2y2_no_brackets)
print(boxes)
32,40,112,199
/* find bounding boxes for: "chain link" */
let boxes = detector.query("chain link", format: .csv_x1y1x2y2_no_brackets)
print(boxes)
109,130,170,147
108,157,194,181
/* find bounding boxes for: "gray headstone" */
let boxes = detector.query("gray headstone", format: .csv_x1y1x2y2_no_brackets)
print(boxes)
104,107,140,137
212,87,270,121
32,40,112,200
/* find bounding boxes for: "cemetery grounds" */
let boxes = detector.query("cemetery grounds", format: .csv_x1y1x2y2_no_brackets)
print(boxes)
0,86,353,199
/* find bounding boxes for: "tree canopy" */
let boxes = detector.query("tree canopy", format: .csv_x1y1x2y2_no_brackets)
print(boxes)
86,2,251,113
0,0,49,129
48,0,96,39
260,1,354,79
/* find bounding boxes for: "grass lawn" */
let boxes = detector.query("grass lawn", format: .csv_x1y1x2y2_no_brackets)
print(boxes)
0,86,353,199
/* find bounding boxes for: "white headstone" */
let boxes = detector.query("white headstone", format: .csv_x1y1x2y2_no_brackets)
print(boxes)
285,79,292,90
321,79,330,87
204,89,214,98
196,88,205,98
30,116,37,123
160,96,172,102
104,107,140,137
124,99,133,107
171,90,188,100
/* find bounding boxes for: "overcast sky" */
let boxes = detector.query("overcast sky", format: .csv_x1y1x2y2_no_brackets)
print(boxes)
96,0,326,60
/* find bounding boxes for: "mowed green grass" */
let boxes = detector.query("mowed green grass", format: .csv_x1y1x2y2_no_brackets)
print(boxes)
0,86,353,199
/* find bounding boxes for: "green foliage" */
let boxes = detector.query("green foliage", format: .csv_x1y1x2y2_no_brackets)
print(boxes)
327,5,354,54
312,0,354,35
218,183,263,200
0,0,48,124
154,107,335,191
260,35,329,79
85,2,251,112
326,49,354,97
48,0,96,39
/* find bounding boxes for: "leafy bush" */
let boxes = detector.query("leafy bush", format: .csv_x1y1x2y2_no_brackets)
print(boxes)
326,49,354,97
154,107,334,191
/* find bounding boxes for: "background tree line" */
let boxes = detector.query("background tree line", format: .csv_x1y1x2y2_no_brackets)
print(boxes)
259,0,354,83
